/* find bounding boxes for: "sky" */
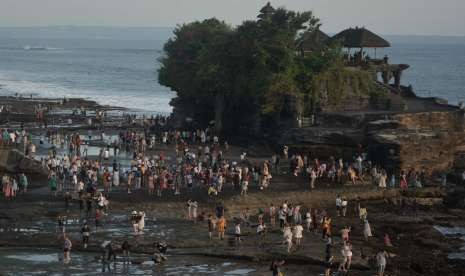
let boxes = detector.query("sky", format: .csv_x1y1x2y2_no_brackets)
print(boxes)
0,0,464,36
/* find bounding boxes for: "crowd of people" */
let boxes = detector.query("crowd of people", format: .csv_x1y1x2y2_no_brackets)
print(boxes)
0,118,446,276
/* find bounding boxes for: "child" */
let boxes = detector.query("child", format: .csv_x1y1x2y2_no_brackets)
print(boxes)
217,216,226,240
305,211,312,232
293,224,304,247
234,222,241,246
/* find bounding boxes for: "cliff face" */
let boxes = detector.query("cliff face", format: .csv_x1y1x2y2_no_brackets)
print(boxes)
274,109,465,174
369,111,465,173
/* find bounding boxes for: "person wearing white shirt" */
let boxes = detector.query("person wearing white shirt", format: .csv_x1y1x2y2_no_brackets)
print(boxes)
234,223,241,245
293,224,304,247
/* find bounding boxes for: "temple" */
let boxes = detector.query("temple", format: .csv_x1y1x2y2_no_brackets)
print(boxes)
258,3,465,177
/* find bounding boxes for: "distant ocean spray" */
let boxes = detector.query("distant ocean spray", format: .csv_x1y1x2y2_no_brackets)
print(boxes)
0,27,464,113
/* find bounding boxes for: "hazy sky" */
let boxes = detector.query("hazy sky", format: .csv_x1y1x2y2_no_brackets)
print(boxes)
1,0,464,36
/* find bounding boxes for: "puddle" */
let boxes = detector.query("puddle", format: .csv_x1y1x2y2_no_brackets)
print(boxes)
225,268,256,275
0,248,258,275
434,225,465,260
6,252,59,263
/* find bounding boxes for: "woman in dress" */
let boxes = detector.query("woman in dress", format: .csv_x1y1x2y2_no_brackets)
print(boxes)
363,219,373,241
341,241,353,271
112,168,120,187
148,172,155,196
2,175,12,199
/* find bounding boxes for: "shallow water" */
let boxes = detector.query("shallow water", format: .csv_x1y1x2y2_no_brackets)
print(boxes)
434,225,465,260
0,248,257,276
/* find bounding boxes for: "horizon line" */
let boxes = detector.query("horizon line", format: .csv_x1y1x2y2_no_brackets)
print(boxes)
0,25,464,38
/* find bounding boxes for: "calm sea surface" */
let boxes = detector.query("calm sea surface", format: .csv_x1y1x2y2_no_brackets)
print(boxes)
0,27,464,113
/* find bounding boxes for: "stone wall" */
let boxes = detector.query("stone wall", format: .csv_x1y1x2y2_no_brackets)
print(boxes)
368,111,465,173
274,109,465,174
393,111,465,131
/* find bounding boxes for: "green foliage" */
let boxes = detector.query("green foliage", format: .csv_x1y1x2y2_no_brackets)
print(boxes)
158,6,382,133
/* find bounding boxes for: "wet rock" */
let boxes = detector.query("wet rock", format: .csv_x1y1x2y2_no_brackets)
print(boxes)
0,148,49,175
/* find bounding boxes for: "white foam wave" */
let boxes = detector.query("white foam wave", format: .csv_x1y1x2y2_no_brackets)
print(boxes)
22,46,64,51
0,74,174,114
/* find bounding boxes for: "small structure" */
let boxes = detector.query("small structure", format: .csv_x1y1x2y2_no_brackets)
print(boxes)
258,2,275,20
331,27,390,65
297,29,330,56
332,27,390,49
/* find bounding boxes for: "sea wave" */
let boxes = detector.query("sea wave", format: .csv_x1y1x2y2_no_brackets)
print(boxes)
22,46,64,51
0,73,174,114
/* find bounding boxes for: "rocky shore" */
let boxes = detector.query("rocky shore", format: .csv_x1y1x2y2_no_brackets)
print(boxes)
1,96,465,275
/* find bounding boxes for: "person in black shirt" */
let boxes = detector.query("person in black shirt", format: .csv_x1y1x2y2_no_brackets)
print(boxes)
121,240,130,264
270,259,285,276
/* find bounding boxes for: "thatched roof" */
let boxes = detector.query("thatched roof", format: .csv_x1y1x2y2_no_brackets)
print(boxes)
258,2,275,19
260,2,275,14
331,27,390,48
297,29,330,52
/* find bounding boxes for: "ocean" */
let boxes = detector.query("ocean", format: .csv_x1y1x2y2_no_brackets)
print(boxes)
0,27,464,113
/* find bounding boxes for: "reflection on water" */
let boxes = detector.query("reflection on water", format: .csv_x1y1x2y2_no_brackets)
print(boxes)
0,248,256,275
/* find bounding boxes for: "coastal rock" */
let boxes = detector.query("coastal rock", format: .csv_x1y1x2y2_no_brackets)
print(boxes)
0,147,48,176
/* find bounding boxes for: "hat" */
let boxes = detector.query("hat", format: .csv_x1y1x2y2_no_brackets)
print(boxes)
132,211,137,215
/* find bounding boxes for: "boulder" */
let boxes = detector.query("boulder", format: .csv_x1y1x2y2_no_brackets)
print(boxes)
0,147,49,175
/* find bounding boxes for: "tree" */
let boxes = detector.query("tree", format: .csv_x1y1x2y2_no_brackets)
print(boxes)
158,5,377,136
158,18,233,133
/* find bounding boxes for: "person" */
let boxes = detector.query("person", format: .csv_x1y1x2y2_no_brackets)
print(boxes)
325,256,333,276
389,173,396,188
191,201,198,223
305,210,312,232
95,209,103,232
322,216,331,239
207,214,215,239
283,224,293,253
19,173,28,194
293,224,304,247
81,223,91,249
63,235,72,263
153,241,168,264
138,211,146,233
341,241,353,271
341,226,351,242
101,241,116,272
122,240,130,264
241,175,249,196
234,221,241,245
49,173,58,197
325,236,332,261
309,169,317,189
57,215,66,234
131,211,140,235
359,206,368,222
187,199,193,220
217,216,226,240
384,233,393,247
270,259,285,276
335,195,342,216
376,249,388,276
113,168,120,187
278,207,286,229
341,198,348,217
257,222,267,236
363,219,373,241
269,204,276,227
